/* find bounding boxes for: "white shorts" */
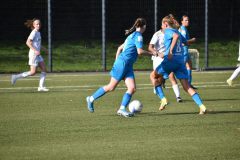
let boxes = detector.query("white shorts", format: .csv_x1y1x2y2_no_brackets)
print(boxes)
152,56,163,70
28,52,44,67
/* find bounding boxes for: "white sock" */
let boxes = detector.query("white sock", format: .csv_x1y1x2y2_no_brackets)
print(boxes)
229,67,240,80
89,96,94,102
120,105,125,110
15,71,31,79
172,84,180,98
39,72,46,88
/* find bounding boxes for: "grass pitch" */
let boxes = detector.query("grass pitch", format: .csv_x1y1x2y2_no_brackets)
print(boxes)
0,71,239,160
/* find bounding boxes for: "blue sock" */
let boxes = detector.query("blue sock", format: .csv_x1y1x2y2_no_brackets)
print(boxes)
192,93,203,107
187,69,192,85
92,87,106,100
155,85,165,99
121,93,132,109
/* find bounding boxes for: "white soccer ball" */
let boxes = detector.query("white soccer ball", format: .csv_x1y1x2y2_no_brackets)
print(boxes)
128,100,143,113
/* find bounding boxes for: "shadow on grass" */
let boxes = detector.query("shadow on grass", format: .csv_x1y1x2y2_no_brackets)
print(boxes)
139,110,240,116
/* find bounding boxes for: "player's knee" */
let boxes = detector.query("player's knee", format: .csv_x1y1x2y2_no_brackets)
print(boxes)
29,71,36,76
128,87,136,94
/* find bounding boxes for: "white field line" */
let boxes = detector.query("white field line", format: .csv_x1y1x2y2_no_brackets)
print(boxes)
0,82,239,91
0,70,236,78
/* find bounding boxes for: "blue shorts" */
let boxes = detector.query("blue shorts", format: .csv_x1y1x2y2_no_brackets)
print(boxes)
156,59,188,80
110,58,134,81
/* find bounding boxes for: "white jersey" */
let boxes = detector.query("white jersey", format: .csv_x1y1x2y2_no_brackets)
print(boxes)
28,29,41,53
27,29,44,66
150,30,165,70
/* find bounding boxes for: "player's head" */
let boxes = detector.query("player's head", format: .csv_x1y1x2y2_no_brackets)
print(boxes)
125,18,146,35
24,18,41,30
162,14,180,30
181,15,189,27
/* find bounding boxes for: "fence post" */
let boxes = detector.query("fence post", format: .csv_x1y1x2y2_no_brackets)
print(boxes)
204,0,208,69
48,0,52,72
102,0,106,71
154,0,158,32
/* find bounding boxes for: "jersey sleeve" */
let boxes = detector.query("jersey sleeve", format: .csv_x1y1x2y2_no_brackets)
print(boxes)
179,27,187,39
28,30,36,40
135,34,143,49
150,33,158,45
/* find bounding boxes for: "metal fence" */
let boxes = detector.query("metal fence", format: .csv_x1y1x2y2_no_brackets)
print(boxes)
0,0,239,72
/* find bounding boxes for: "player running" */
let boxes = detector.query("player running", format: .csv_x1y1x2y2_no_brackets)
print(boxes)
11,18,49,92
86,18,156,117
151,14,207,114
179,15,197,89
149,15,182,103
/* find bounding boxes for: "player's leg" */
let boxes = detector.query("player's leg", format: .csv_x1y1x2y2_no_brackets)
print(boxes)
38,60,49,91
11,66,36,85
86,77,119,113
150,70,168,110
169,72,182,102
227,66,240,86
180,79,206,114
117,77,135,117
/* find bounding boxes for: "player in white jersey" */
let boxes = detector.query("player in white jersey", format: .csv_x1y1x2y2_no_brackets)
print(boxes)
149,28,182,103
11,18,49,91
227,51,240,86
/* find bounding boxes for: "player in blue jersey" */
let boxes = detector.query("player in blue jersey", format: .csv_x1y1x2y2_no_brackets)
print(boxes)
86,18,156,117
179,15,197,89
149,14,182,103
151,15,207,114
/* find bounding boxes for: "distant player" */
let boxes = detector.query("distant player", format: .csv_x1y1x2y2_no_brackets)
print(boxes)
86,18,156,117
149,15,182,103
179,15,197,89
226,67,240,86
11,18,49,91
151,14,207,114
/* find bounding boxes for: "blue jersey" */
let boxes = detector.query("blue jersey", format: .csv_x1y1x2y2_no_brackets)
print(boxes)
179,26,189,56
163,28,186,64
110,31,143,81
118,31,143,65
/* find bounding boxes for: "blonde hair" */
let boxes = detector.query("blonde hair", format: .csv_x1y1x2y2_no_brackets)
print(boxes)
162,14,180,29
125,18,146,35
24,18,40,30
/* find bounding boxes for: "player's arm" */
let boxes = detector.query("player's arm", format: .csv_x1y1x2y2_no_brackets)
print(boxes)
115,43,124,60
187,37,196,45
26,38,40,55
137,48,156,56
168,33,179,59
148,44,164,58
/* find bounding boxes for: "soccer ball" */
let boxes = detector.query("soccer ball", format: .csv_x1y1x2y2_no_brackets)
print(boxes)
128,100,143,113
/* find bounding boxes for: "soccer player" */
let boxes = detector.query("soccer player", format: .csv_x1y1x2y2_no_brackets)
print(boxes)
149,17,182,103
226,66,240,86
86,18,155,117
11,18,49,91
179,15,197,89
151,14,207,114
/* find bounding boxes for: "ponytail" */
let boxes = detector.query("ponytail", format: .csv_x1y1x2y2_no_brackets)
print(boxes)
24,18,40,30
125,18,146,35
162,14,180,29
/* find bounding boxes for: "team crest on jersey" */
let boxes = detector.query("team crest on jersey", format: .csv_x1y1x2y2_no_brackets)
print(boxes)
137,36,143,42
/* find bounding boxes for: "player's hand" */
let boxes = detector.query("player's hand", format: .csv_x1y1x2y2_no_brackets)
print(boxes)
168,52,173,60
158,52,164,58
192,37,196,42
35,50,40,55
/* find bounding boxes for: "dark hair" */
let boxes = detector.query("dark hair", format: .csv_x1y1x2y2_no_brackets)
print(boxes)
125,18,146,35
24,18,41,30
181,15,189,21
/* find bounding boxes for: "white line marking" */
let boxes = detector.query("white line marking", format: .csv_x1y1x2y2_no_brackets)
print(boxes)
0,83,239,91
